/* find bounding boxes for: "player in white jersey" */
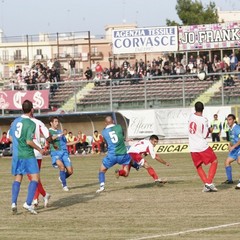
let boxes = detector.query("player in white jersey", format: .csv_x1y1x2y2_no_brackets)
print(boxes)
188,101,218,192
123,135,170,185
27,117,51,207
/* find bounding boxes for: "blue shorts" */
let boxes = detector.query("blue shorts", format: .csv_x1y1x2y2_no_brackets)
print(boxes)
12,157,39,175
228,148,240,160
102,153,131,169
51,150,72,168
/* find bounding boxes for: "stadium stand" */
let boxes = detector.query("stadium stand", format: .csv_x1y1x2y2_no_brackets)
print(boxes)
76,78,214,111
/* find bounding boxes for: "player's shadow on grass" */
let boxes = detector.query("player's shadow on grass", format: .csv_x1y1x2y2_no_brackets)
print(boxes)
215,183,235,190
44,191,99,212
70,182,99,190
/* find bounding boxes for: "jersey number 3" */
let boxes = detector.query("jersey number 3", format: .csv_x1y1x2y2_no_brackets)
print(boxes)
15,122,23,138
109,131,118,143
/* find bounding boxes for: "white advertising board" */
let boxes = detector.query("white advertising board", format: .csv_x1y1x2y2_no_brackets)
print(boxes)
112,26,178,54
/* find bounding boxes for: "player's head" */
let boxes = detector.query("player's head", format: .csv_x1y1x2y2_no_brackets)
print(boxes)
149,135,159,147
194,101,204,113
49,116,59,129
94,130,98,135
105,116,114,126
227,114,237,127
22,100,33,114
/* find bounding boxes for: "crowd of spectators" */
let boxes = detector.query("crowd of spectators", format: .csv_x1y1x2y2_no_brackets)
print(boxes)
9,52,240,89
85,53,240,86
10,58,65,97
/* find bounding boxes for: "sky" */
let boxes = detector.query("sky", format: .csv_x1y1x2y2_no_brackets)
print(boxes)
0,0,238,37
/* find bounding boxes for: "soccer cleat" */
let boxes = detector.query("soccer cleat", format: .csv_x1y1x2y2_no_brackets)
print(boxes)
43,193,51,208
235,182,240,190
202,186,211,192
63,186,69,192
23,202,38,215
115,169,119,179
96,186,105,193
205,183,218,192
222,179,234,184
155,178,167,184
32,199,39,207
11,203,17,215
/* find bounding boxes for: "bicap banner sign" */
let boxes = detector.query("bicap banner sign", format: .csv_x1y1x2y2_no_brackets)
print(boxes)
0,90,49,110
179,21,240,50
112,26,178,54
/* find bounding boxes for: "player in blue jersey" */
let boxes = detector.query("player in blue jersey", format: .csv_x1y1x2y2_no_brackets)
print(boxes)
96,116,131,193
222,114,240,188
48,116,78,191
9,100,44,215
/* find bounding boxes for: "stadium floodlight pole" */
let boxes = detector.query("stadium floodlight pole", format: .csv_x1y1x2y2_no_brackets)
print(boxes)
221,75,225,106
144,76,147,109
57,32,59,58
26,34,29,65
88,31,91,67
182,76,186,108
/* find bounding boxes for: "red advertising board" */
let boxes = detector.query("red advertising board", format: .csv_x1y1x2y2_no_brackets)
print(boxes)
0,90,49,110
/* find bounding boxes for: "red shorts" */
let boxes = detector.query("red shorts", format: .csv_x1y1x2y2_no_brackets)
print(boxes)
191,147,217,168
128,153,143,163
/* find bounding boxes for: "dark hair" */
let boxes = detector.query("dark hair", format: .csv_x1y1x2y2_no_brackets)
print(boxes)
94,130,98,133
195,101,204,112
49,116,59,124
149,135,159,141
227,114,236,120
22,100,33,113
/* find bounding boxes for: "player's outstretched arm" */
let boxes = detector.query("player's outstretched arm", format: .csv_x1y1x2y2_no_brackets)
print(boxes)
155,154,170,166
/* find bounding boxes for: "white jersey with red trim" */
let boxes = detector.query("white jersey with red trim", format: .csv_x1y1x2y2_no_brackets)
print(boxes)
128,139,156,159
31,118,50,159
188,113,209,152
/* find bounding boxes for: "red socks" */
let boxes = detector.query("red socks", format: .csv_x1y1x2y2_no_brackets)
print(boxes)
147,167,158,180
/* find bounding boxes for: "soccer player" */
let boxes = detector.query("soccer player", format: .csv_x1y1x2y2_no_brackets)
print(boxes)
188,101,218,192
48,116,77,191
122,135,170,184
96,116,131,193
222,114,240,188
27,116,52,207
9,100,44,215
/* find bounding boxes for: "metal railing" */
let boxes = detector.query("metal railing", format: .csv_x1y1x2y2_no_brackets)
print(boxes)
1,71,240,115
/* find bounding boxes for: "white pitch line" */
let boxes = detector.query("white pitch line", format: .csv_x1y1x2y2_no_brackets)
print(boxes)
128,222,240,240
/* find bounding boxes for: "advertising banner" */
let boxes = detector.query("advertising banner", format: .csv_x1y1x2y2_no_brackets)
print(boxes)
155,142,229,154
119,106,231,139
112,26,178,54
0,90,49,110
179,21,240,51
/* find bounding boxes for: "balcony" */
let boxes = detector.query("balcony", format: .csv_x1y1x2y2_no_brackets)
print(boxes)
90,52,103,60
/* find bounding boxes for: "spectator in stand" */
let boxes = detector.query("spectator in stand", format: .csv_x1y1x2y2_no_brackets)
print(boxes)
47,59,54,69
67,132,77,154
223,54,230,72
224,74,235,87
84,67,93,80
122,59,130,77
0,132,10,151
95,62,103,78
92,130,104,154
75,130,89,154
230,53,238,72
131,70,140,84
15,65,22,75
53,58,61,82
69,58,76,79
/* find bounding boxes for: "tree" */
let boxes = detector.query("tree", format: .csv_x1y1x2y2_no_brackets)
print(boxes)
166,0,219,26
